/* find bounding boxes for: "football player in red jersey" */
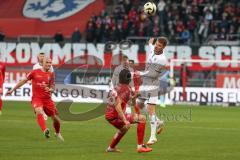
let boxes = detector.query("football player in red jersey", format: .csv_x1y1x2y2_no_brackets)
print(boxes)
0,60,5,115
6,58,64,141
105,69,152,153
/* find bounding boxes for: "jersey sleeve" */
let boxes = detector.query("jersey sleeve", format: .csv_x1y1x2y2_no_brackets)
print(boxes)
26,71,34,80
49,72,55,87
147,44,155,61
50,66,54,72
107,89,118,106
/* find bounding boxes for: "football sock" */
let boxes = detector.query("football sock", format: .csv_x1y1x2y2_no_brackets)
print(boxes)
149,114,157,140
53,120,60,134
134,105,140,114
0,98,2,111
37,114,47,132
137,121,146,145
109,132,125,148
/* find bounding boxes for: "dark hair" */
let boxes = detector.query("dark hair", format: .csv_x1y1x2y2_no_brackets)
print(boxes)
119,69,131,84
122,55,128,60
39,52,45,55
129,59,134,64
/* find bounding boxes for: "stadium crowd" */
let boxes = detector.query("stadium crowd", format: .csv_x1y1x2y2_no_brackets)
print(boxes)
85,0,240,44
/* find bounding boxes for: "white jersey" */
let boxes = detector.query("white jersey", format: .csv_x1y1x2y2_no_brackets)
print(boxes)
33,63,54,72
142,44,168,79
138,43,168,104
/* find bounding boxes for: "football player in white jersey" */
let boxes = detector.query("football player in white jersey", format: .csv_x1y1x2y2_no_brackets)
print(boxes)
33,53,54,72
33,52,54,120
137,37,168,145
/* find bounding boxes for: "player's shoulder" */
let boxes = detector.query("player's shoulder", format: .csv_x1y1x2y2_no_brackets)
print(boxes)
33,63,40,69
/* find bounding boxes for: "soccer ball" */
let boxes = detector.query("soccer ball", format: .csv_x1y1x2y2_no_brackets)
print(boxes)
144,2,157,16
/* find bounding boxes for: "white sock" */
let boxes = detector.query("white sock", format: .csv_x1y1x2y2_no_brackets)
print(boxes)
149,114,157,140
137,144,144,149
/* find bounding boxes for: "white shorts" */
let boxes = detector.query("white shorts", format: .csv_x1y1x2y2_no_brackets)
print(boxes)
138,77,159,105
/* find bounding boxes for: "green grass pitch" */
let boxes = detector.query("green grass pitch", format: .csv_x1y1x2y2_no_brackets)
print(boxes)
0,101,240,160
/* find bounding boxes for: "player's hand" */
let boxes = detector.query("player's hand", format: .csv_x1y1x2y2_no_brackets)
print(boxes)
45,87,54,93
5,90,13,96
124,120,131,129
148,38,154,45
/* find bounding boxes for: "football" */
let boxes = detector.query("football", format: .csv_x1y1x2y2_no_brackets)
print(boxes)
144,2,157,16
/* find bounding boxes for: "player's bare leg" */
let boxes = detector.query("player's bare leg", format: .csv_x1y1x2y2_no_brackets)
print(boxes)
133,114,152,153
146,104,164,145
52,115,64,141
34,107,49,138
106,125,130,153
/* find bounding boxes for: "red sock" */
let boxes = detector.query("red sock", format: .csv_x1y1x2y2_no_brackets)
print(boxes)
37,114,47,132
110,132,125,148
134,105,140,114
0,97,2,111
53,120,60,133
137,121,146,145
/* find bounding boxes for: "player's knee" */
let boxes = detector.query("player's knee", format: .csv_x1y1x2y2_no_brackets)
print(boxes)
138,115,146,123
120,126,130,133
35,107,44,115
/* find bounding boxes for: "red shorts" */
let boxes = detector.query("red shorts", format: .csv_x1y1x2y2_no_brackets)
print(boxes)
31,97,58,117
106,114,135,130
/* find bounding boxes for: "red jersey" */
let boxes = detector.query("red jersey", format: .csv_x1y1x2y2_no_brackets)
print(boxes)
133,70,142,90
0,62,6,85
105,84,133,120
26,69,55,99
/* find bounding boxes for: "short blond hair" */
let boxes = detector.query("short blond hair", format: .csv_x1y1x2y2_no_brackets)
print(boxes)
157,37,168,46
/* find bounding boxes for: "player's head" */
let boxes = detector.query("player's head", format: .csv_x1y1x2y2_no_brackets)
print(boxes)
42,57,52,71
154,37,168,55
119,69,131,85
129,59,134,68
38,52,45,64
121,55,129,69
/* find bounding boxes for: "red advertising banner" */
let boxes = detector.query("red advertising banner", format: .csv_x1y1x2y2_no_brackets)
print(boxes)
216,74,240,88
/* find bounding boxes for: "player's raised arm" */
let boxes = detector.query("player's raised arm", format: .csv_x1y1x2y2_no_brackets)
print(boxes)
148,37,154,45
5,79,28,96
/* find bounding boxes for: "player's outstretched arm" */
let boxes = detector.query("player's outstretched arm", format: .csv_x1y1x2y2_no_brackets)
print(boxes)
5,79,28,96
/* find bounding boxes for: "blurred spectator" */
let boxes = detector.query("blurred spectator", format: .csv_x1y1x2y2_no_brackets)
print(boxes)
180,29,191,44
218,27,227,40
205,10,213,21
71,28,82,43
198,20,209,43
86,22,95,42
54,32,64,43
0,31,5,41
227,25,237,40
187,15,197,41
